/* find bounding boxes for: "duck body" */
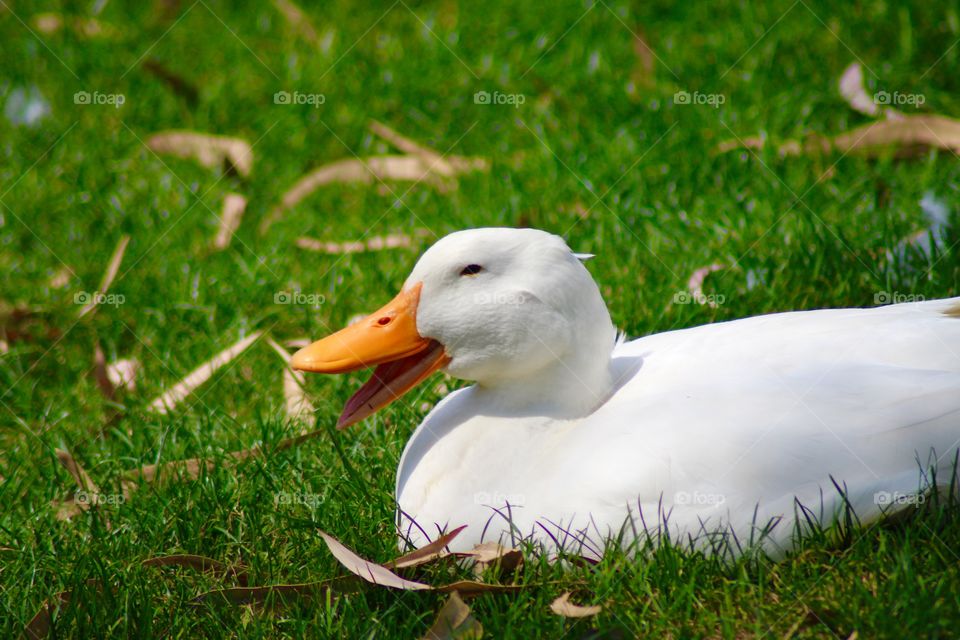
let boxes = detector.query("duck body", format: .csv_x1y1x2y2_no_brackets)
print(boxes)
397,297,960,556
292,227,960,558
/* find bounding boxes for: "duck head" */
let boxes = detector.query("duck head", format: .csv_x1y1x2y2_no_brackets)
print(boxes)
292,228,618,427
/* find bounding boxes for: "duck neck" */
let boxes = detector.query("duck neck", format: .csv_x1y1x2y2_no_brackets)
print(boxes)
474,326,617,420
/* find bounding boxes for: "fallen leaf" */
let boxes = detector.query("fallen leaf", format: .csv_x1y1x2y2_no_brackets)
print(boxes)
193,576,363,606
295,230,430,254
434,581,522,595
272,0,319,44
32,13,111,38
422,592,483,640
549,592,602,617
213,193,247,250
686,263,725,308
390,525,468,569
318,530,433,590
147,331,262,414
23,579,100,640
147,130,253,177
830,115,960,156
454,542,524,575
143,59,199,105
259,123,487,233
838,62,901,120
78,234,129,319
93,343,115,400
107,358,140,392
266,337,314,422
143,554,248,585
55,449,100,494
631,29,656,87
718,114,960,158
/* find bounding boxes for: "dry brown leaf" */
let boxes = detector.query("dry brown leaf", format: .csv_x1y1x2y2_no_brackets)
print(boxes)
422,591,483,640
49,267,72,289
260,123,487,233
147,130,254,177
260,157,446,233
631,29,657,87
23,579,100,640
272,0,319,44
266,337,314,422
831,115,960,155
193,576,363,606
93,343,115,400
147,331,262,414
549,592,602,617
686,263,725,309
369,120,449,170
455,542,524,576
143,554,248,585
838,62,902,120
52,499,85,521
122,424,326,488
55,449,100,494
123,446,258,484
434,581,523,595
33,13,111,37
295,229,430,255
390,525,468,569
319,530,433,590
718,115,960,159
78,234,129,319
213,193,247,250
944,302,960,318
107,358,140,392
143,59,199,105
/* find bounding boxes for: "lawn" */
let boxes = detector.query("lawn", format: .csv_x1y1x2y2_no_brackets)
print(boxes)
2,0,960,637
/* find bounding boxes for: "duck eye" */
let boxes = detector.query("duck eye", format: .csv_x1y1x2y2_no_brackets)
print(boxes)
460,264,483,276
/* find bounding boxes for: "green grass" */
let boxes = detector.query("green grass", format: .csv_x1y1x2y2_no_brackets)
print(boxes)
2,0,960,636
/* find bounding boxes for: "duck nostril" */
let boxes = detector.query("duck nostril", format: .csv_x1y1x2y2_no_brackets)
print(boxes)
377,316,391,326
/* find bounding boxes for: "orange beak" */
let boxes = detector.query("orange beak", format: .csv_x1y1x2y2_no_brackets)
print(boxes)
291,282,450,428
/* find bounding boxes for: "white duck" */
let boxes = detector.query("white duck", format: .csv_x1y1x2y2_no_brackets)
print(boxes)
292,227,960,558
